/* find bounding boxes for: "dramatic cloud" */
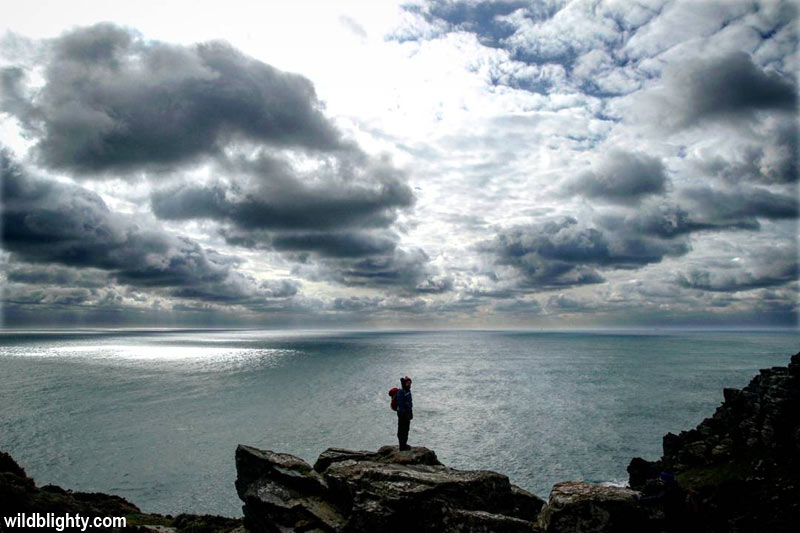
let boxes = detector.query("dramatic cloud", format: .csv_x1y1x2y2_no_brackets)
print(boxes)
484,216,689,290
0,23,344,173
0,2,797,327
290,246,444,294
560,150,668,203
271,231,398,258
0,150,297,307
150,154,413,232
694,120,798,184
664,51,797,127
677,245,798,293
596,203,756,240
148,150,425,291
680,186,798,226
1,23,430,298
635,50,798,130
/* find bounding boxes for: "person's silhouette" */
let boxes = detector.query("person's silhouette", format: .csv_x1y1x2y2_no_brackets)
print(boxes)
396,376,413,450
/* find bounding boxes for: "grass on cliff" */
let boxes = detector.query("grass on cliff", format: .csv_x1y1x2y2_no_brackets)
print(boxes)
676,461,754,492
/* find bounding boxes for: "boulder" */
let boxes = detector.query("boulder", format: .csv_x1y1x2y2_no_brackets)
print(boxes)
538,481,651,533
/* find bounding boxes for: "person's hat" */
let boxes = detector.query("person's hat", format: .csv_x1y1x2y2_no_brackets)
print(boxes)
401,376,412,384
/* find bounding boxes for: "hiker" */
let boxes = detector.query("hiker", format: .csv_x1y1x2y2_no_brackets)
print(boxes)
638,471,694,529
396,376,413,450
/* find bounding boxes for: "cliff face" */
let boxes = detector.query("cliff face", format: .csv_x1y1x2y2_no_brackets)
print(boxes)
628,351,800,532
234,444,545,532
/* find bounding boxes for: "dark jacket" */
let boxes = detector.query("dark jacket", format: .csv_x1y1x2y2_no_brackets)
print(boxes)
396,388,413,415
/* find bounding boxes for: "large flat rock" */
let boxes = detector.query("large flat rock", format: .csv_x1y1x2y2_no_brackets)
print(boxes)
236,445,545,532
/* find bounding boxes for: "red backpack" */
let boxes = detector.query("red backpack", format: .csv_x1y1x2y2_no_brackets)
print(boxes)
388,388,399,411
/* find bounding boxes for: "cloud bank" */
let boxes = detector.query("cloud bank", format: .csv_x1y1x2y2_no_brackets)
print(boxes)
0,2,797,328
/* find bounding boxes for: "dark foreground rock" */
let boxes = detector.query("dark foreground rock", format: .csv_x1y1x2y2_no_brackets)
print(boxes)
627,351,800,532
0,450,242,532
235,444,545,532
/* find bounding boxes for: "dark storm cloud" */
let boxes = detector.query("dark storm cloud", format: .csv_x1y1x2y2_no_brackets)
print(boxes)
661,51,797,128
285,243,445,295
146,146,422,290
596,203,758,240
150,170,413,231
329,248,437,291
0,23,344,173
561,150,668,203
484,216,690,290
0,150,296,306
271,231,398,258
677,248,798,292
681,186,798,224
598,185,798,244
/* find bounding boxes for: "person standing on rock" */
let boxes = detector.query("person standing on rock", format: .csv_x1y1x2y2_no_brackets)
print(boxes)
396,376,413,450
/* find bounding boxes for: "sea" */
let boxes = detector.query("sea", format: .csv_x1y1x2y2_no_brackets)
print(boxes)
1,328,798,517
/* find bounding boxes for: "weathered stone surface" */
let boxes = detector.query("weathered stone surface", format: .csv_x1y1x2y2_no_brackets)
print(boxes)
236,445,342,532
237,445,544,532
312,445,441,473
538,482,650,533
237,445,328,495
442,509,540,532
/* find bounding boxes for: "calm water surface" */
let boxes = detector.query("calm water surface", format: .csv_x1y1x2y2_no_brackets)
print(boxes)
1,329,797,516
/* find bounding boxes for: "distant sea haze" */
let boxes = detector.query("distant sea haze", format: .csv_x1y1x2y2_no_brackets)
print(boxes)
1,329,798,516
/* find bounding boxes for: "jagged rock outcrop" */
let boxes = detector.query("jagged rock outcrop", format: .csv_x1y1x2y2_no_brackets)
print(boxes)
0,450,242,532
628,351,800,532
235,444,545,532
0,451,140,527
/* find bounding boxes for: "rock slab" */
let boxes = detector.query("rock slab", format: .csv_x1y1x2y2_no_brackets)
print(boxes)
235,444,545,532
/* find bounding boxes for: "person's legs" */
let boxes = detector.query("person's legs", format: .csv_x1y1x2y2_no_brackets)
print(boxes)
397,413,410,450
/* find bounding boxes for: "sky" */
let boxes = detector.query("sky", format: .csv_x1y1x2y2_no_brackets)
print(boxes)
0,0,797,329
